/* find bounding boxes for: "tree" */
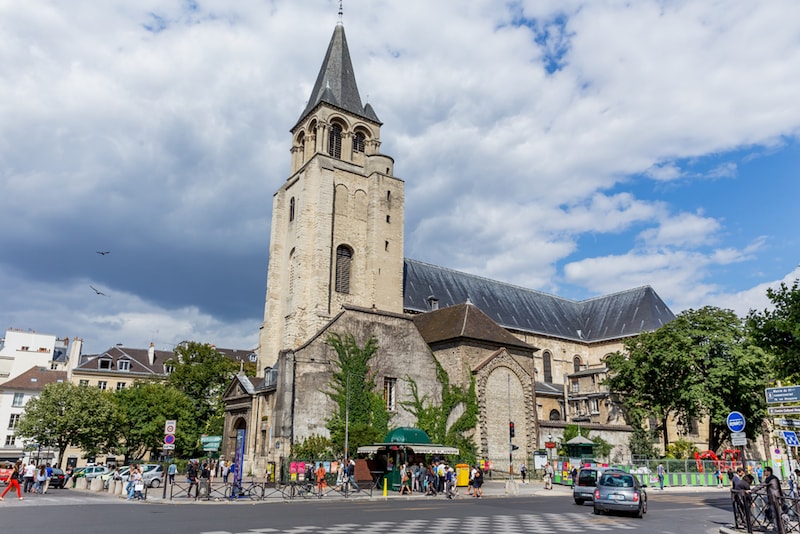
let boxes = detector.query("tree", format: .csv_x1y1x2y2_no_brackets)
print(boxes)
112,382,196,461
559,424,612,459
748,279,800,381
16,381,118,467
325,333,391,454
166,341,240,441
606,306,768,452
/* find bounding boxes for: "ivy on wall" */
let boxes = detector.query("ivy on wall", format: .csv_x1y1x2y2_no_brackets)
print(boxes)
402,354,478,463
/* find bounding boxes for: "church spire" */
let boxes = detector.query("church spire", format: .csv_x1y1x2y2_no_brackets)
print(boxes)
295,19,380,128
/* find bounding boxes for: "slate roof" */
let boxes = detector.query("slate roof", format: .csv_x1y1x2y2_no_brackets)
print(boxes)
413,302,536,351
534,381,564,397
75,346,173,376
1,366,67,391
295,22,380,129
403,259,675,343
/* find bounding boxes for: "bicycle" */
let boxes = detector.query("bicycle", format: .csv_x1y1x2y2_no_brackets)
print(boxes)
224,479,264,500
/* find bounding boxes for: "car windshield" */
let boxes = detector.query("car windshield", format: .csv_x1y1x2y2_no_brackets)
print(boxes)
600,473,635,487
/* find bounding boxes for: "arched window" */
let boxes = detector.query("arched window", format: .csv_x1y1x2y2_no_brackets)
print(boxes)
335,245,352,294
549,409,561,421
328,123,342,158
289,197,295,222
297,132,306,162
542,351,553,383
288,248,296,296
353,131,366,153
573,356,582,373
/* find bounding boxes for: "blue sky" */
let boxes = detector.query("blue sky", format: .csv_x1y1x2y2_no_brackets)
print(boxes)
1,0,799,354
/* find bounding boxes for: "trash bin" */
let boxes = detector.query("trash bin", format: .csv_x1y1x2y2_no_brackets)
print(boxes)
456,464,470,487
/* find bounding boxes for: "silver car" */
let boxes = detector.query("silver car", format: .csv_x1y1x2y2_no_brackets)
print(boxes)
593,471,648,518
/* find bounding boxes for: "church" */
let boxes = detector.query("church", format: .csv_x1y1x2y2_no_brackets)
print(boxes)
222,15,675,476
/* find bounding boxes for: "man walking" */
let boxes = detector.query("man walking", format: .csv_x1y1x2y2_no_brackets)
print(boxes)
544,462,554,490
22,461,36,493
657,463,665,490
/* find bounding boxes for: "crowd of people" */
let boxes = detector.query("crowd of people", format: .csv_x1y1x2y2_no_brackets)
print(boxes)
392,460,484,499
0,460,60,500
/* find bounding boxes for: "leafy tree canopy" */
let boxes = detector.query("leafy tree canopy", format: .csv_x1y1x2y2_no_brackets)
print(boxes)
559,424,612,459
748,279,800,381
16,381,118,468
112,382,196,460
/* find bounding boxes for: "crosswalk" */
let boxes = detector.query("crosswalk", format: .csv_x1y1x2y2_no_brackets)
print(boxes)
200,512,639,534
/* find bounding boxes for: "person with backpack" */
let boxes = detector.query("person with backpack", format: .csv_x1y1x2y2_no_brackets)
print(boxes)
0,460,24,501
472,464,483,498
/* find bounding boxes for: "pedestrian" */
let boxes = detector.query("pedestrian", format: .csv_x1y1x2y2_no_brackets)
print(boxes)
472,464,483,498
756,463,764,484
520,464,527,484
714,466,722,488
63,464,73,488
657,462,665,490
544,462,554,490
187,461,199,499
131,466,145,500
34,465,47,494
22,461,36,493
425,465,437,496
411,462,420,493
570,466,578,487
399,463,411,495
750,466,785,533
346,458,360,492
315,462,327,498
789,469,800,499
467,465,475,495
445,465,457,499
168,461,177,485
0,459,24,501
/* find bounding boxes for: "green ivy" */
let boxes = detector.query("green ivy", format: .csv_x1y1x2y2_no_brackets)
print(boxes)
402,354,478,464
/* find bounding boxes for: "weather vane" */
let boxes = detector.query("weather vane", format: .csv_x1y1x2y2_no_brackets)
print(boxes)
338,1,343,23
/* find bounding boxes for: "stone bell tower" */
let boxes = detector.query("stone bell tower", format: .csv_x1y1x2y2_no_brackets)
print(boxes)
257,16,405,371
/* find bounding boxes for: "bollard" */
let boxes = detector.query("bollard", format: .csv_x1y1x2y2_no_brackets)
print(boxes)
383,477,387,497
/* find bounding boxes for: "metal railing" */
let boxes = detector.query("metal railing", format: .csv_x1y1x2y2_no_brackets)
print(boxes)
731,488,800,533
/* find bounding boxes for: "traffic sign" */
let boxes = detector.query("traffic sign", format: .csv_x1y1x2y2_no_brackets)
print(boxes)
164,420,177,434
766,386,800,404
163,444,175,451
731,431,746,439
726,411,746,433
777,419,800,428
769,406,800,416
164,434,176,445
200,435,222,452
732,437,748,446
782,431,800,447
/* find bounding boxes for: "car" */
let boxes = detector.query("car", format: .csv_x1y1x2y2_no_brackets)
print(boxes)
573,467,625,505
48,468,67,489
108,464,164,488
82,465,111,480
593,471,648,518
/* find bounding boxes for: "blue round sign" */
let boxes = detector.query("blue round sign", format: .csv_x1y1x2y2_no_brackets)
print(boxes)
727,411,746,433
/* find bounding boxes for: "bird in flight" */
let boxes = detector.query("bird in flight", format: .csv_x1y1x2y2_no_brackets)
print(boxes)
89,285,108,296
96,251,111,255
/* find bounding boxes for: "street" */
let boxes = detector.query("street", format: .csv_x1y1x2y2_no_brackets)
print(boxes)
0,482,735,534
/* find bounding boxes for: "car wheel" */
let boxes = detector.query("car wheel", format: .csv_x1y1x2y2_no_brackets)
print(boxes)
642,498,647,515
636,503,644,518
574,498,583,505
593,506,603,515
150,478,161,488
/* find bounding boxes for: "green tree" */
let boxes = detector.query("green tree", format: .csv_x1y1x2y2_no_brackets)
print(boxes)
325,333,391,454
166,341,240,441
16,381,118,467
606,306,768,452
748,279,800,381
628,425,658,459
112,382,196,461
401,356,478,463
291,435,334,460
664,438,699,459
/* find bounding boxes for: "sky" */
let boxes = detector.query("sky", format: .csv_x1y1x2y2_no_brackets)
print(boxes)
1,0,799,355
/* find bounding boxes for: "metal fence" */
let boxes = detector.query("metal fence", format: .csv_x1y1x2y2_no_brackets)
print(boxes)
731,488,800,534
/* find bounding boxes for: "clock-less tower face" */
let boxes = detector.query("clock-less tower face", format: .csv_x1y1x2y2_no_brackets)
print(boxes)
257,22,404,372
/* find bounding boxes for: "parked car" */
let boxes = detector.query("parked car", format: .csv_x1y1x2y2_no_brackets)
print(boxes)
102,466,130,488
81,465,110,480
593,470,648,517
106,464,163,488
0,462,15,485
573,467,625,505
48,468,67,489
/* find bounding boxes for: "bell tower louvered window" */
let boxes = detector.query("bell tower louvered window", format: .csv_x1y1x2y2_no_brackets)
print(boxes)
353,132,365,153
328,123,342,158
335,245,352,293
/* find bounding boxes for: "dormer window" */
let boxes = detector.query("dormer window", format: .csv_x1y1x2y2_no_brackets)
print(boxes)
98,359,112,370
165,364,175,375
118,360,130,372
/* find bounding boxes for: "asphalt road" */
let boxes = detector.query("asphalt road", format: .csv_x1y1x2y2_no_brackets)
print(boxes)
0,486,735,534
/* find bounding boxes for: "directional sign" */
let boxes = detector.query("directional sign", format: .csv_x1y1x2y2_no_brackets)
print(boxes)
777,419,800,428
766,386,800,404
782,431,800,447
727,411,746,433
769,406,800,416
201,435,222,452
164,420,177,434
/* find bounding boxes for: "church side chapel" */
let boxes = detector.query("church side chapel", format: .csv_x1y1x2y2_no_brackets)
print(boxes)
222,10,676,477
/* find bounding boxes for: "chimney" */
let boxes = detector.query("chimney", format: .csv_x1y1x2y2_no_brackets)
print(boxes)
66,337,83,381
426,295,439,311
148,342,155,365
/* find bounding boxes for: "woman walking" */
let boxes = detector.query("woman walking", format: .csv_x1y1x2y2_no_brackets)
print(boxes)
0,460,24,501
